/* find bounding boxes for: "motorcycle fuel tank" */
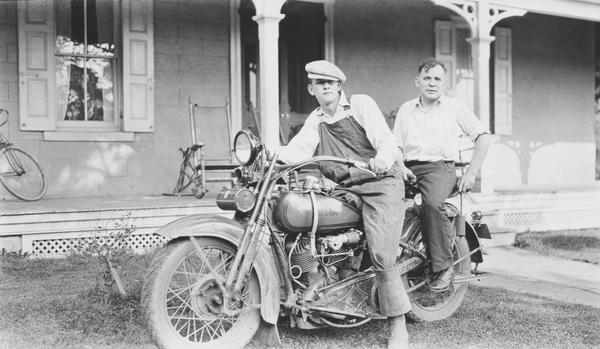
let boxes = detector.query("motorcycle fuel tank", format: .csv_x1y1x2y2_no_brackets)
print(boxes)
272,191,362,233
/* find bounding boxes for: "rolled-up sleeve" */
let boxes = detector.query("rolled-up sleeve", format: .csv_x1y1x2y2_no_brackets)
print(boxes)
455,102,490,141
353,94,398,169
392,103,410,153
277,114,320,164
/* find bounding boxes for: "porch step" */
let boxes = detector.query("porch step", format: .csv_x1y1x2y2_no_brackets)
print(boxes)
0,196,229,257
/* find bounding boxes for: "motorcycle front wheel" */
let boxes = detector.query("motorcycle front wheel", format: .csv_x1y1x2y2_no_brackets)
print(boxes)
402,229,471,322
142,237,261,349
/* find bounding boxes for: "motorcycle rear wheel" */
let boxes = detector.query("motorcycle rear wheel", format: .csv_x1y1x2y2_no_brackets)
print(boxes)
402,231,471,322
142,238,261,349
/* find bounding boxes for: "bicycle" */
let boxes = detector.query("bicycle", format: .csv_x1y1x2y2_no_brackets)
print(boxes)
0,108,47,201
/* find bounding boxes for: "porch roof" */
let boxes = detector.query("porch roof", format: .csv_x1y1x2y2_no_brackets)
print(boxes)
491,0,600,22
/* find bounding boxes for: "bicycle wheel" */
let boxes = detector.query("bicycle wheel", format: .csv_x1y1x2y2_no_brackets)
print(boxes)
0,146,47,201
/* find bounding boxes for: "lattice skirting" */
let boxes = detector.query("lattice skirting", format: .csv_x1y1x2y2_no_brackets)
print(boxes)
23,231,167,258
501,207,600,232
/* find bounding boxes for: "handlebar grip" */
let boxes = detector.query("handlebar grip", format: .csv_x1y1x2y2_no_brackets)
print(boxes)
349,159,369,170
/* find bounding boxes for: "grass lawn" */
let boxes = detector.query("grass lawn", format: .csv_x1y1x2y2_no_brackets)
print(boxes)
514,228,600,265
1,252,599,349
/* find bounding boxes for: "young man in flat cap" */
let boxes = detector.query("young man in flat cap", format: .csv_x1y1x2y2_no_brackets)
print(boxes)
393,57,492,292
278,60,410,349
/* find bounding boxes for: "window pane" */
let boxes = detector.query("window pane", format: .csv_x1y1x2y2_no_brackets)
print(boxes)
56,0,85,55
86,58,114,122
87,0,115,57
56,56,86,120
55,0,114,57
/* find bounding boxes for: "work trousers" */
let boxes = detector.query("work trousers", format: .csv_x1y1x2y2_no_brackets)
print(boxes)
408,160,458,273
336,173,411,316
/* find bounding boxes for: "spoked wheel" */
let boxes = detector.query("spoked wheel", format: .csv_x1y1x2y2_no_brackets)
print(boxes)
401,226,470,322
0,146,47,201
142,237,261,349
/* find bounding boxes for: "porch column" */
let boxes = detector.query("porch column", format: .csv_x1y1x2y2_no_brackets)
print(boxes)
252,0,285,149
467,34,494,193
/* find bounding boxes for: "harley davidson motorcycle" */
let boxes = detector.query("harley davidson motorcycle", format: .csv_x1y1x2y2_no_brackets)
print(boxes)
142,129,491,349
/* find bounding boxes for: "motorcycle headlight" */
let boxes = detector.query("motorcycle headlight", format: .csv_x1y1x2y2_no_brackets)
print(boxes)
233,130,260,165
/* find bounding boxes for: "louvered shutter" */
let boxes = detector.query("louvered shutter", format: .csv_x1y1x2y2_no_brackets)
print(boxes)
494,27,513,135
122,0,155,132
17,0,56,131
434,20,456,94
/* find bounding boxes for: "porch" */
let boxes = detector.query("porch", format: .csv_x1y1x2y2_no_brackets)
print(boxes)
2,186,600,257
0,194,230,257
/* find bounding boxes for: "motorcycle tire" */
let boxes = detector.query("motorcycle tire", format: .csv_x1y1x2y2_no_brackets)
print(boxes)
142,237,261,349
402,232,471,322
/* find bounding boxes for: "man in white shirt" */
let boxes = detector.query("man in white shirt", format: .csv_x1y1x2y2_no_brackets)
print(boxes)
393,57,492,292
279,60,410,349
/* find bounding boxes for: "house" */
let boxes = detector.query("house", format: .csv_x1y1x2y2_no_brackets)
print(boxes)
0,0,599,254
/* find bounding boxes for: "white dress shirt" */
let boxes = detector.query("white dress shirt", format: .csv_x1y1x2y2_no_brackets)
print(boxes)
393,95,489,162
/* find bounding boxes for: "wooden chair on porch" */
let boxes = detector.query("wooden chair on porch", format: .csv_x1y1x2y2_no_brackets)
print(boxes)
167,97,237,198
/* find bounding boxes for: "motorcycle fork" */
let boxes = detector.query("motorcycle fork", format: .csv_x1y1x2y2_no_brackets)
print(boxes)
225,156,279,299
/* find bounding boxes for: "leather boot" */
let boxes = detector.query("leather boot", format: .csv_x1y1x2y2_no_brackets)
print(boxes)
430,267,455,292
387,315,409,349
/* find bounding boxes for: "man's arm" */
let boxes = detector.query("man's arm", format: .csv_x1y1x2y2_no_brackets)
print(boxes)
277,115,320,164
458,133,492,192
352,94,397,170
395,147,417,183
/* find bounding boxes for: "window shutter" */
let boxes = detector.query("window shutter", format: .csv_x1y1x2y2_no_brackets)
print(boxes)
17,0,56,131
122,0,155,132
494,27,513,135
434,20,456,93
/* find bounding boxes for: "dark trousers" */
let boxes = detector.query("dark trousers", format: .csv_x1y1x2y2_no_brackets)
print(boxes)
337,174,411,316
408,161,458,273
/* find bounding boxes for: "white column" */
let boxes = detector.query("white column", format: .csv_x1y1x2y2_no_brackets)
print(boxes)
468,35,495,194
467,36,494,135
252,0,285,149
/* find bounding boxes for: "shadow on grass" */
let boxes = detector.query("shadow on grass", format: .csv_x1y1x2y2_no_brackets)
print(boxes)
1,253,599,349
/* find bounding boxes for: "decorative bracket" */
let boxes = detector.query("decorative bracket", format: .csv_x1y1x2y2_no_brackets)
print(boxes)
430,0,526,36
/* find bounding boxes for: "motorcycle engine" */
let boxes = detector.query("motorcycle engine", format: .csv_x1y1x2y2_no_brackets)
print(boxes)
285,229,364,290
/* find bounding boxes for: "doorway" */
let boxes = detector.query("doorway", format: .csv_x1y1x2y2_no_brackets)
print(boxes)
239,0,325,144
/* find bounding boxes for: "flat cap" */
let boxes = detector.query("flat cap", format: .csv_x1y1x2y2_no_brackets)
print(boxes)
305,60,347,82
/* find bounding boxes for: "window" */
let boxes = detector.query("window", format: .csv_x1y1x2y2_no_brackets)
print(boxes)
17,0,155,140
55,0,118,129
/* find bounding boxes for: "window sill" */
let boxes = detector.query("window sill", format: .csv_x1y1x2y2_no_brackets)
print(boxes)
43,131,135,142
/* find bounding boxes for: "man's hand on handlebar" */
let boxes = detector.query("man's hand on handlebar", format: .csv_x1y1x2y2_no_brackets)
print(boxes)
368,158,388,176
458,171,476,192
400,167,417,184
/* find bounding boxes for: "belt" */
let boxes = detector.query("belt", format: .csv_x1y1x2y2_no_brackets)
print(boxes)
405,160,454,167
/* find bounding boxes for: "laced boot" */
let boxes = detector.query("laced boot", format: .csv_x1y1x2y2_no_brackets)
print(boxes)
429,267,455,292
387,315,409,349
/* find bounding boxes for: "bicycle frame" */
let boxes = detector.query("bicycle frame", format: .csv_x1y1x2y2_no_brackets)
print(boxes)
0,108,47,201
0,109,23,175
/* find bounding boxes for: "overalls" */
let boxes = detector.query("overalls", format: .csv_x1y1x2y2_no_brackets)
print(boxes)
315,110,411,317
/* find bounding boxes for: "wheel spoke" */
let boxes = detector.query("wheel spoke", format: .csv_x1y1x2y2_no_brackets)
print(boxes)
151,240,259,345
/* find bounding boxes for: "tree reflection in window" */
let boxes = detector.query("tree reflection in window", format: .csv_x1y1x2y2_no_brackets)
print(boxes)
55,0,116,123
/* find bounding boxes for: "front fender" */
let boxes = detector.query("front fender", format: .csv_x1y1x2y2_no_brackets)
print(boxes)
154,214,281,324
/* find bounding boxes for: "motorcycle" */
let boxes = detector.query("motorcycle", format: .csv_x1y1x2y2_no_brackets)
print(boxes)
142,129,491,349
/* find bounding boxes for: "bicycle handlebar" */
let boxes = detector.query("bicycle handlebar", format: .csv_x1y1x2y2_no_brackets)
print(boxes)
0,109,7,128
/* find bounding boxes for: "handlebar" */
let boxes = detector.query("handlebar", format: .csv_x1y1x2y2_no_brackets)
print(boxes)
274,155,376,178
0,109,7,128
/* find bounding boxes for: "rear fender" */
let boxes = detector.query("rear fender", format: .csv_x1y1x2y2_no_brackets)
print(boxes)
464,221,483,264
155,214,281,324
